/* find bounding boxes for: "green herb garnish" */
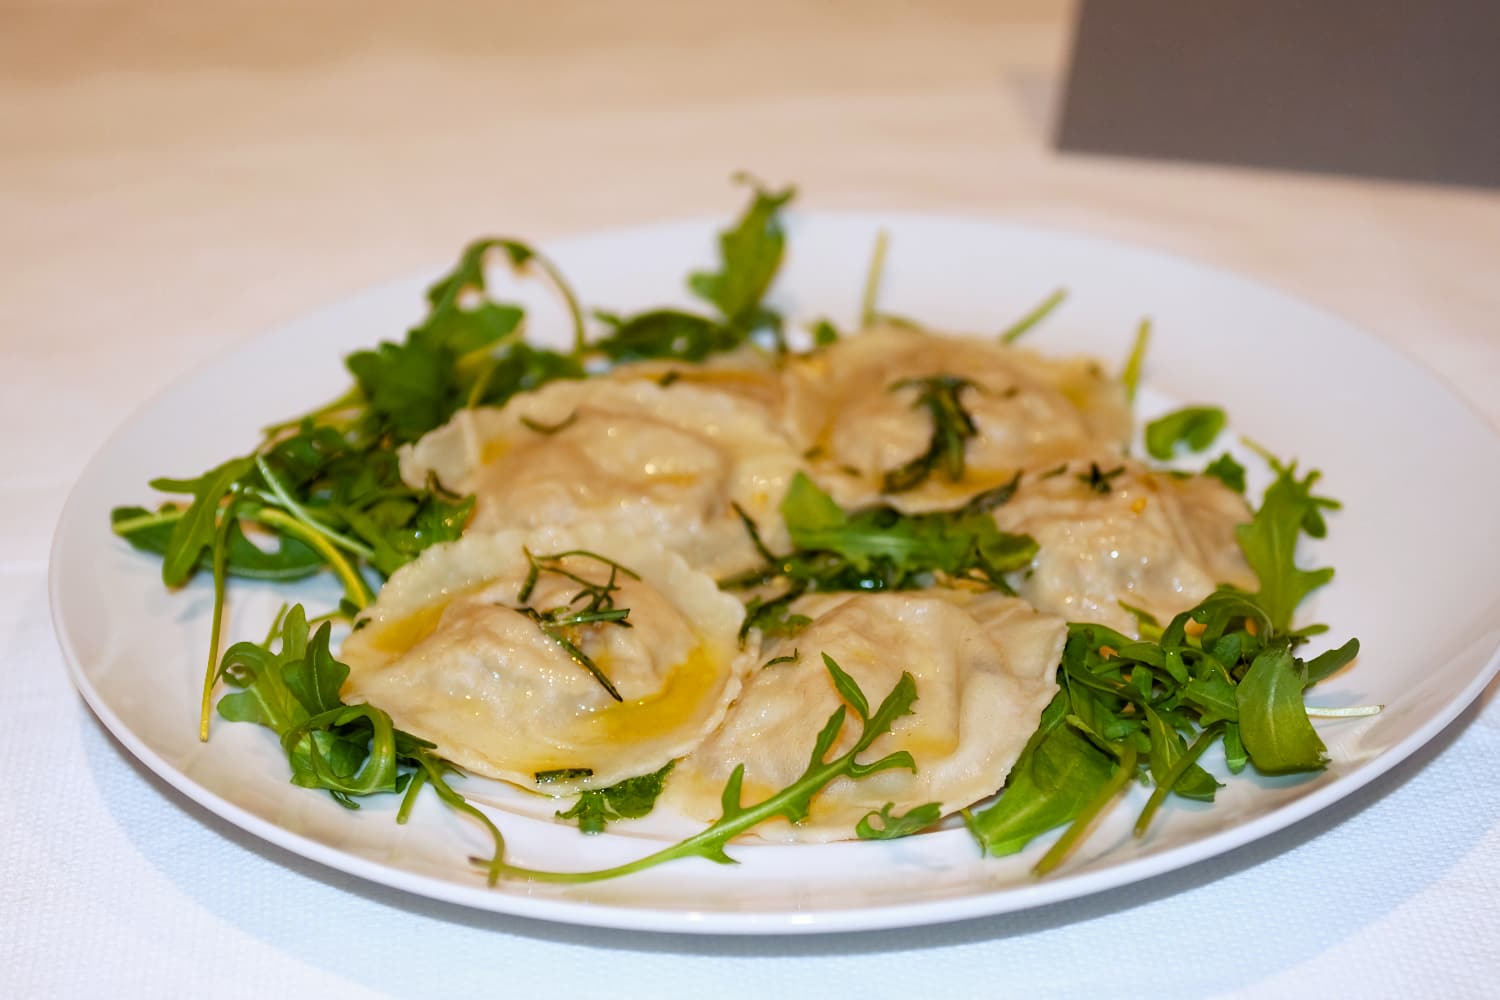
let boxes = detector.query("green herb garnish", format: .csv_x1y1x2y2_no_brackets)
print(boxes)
595,176,794,362
1120,318,1150,404
723,474,1037,638
554,762,676,834
515,549,642,702
998,288,1067,344
856,801,942,840
881,375,980,493
966,459,1358,872
1203,453,1248,493
1077,462,1125,494
1144,406,1227,460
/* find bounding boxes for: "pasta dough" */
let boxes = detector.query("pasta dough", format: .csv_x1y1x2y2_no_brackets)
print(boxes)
994,457,1254,633
781,326,1131,513
668,591,1065,841
399,378,801,577
339,525,758,793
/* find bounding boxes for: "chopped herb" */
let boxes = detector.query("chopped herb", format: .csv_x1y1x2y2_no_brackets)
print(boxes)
762,649,802,669
954,472,1023,516
535,767,594,784
881,375,980,493
520,411,579,435
1077,462,1125,494
514,549,643,702
555,762,676,834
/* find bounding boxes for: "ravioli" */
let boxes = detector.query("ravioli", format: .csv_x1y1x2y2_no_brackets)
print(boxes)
339,525,758,793
993,458,1254,634
399,378,801,577
781,325,1131,513
606,346,785,412
668,591,1065,842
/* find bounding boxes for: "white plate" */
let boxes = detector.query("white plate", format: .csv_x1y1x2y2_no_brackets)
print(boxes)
51,213,1500,934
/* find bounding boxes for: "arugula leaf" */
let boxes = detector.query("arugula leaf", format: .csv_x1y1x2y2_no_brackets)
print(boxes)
724,475,1037,641
1203,452,1247,493
740,596,812,642
778,472,1036,585
592,309,727,364
1234,463,1338,632
856,801,942,840
216,606,507,872
112,506,325,581
688,175,794,327
1236,649,1327,773
965,696,1115,856
555,762,676,835
282,622,347,717
969,449,1356,864
810,318,842,346
154,456,255,586
1145,406,1227,460
592,180,795,363
1304,637,1360,687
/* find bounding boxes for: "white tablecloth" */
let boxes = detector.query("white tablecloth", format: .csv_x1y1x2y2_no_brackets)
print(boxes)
6,2,1499,996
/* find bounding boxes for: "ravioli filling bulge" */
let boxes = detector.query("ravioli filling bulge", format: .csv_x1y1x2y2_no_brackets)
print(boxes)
340,527,755,793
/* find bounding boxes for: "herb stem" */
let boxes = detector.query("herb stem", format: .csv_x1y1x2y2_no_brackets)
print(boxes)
501,726,870,883
252,455,377,561
999,288,1067,344
1303,704,1383,718
199,493,238,742
260,386,364,438
860,229,890,328
1133,724,1223,837
111,508,185,535
1033,744,1137,876
250,507,375,608
415,755,507,885
1121,318,1151,404
530,251,589,355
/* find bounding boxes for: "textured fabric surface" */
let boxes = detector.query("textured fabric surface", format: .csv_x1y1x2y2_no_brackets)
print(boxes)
5,2,1500,996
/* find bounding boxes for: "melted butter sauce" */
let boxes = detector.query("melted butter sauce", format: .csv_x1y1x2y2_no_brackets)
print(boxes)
372,598,453,654
577,644,720,746
371,583,492,654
